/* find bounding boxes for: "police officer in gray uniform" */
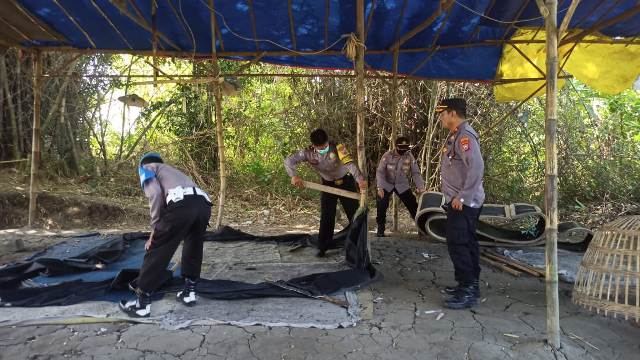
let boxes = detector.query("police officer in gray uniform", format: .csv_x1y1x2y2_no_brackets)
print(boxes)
285,129,367,257
437,98,485,309
120,152,212,318
375,136,426,237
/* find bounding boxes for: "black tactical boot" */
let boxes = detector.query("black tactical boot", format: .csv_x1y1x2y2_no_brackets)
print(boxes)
315,249,327,257
119,290,151,318
444,282,479,310
177,277,198,306
443,280,480,297
376,224,385,237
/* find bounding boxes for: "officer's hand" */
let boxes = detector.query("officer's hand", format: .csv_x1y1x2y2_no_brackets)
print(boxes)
452,197,464,211
291,176,304,188
358,180,368,192
145,237,153,251
377,189,384,198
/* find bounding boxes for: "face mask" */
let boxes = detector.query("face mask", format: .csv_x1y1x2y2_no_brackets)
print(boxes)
317,146,330,155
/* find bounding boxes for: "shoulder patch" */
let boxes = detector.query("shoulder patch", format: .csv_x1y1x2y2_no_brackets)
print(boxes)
336,144,353,164
460,136,470,152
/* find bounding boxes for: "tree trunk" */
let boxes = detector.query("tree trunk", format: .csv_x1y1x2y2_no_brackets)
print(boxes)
28,52,43,227
0,55,20,159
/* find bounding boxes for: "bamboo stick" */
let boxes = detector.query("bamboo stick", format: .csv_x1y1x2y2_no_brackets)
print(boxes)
355,0,367,208
480,255,522,277
209,0,226,230
390,48,399,232
28,51,42,227
301,181,360,200
543,0,561,349
481,251,545,277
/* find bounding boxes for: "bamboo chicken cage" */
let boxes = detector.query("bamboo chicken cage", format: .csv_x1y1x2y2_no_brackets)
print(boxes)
572,216,640,322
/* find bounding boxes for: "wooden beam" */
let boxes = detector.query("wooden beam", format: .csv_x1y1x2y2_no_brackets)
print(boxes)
52,0,96,48
561,4,640,45
558,0,581,39
288,0,297,50
90,0,133,49
28,51,43,227
390,48,399,232
389,1,454,50
209,0,227,230
0,13,31,42
365,0,377,41
543,0,561,350
356,0,367,207
509,43,546,77
165,0,196,53
467,0,496,42
302,181,360,200
482,82,546,136
390,0,409,46
247,0,260,51
503,0,534,40
231,51,266,76
109,0,181,51
8,0,65,42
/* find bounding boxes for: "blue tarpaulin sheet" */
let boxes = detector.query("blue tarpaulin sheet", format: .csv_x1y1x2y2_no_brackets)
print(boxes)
10,1,640,81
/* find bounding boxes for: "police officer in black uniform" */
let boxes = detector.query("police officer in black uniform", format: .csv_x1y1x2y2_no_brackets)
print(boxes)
437,99,485,309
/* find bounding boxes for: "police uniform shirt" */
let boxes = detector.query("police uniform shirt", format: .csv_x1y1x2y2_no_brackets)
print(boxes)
141,163,199,229
376,150,425,193
440,122,485,208
284,143,364,182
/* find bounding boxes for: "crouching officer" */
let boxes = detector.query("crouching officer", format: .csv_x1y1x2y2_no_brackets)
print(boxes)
284,129,367,257
120,152,212,318
437,98,485,310
375,136,426,236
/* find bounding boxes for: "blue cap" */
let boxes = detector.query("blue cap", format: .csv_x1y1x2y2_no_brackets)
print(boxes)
139,152,163,167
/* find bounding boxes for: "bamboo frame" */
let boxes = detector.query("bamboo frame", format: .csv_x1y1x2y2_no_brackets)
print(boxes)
302,181,360,200
561,4,640,45
28,52,42,227
209,0,227,230
8,0,64,42
247,0,260,51
542,0,561,349
110,0,181,51
52,0,96,48
572,216,640,323
390,48,399,232
165,0,196,54
389,1,454,51
287,0,297,50
558,0,581,39
90,0,133,50
356,0,366,207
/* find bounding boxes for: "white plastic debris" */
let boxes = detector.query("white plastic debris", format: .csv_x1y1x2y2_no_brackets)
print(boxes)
436,312,445,321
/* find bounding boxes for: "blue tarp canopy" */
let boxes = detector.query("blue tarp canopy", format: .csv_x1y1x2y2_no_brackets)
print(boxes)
1,1,639,81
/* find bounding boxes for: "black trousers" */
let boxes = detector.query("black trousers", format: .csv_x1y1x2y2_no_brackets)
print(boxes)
318,175,359,252
376,189,418,231
445,204,482,284
137,195,212,294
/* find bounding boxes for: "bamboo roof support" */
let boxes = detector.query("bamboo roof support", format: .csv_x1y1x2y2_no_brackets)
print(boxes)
28,51,42,227
288,0,297,50
390,48,399,232
90,0,133,49
110,0,181,51
390,0,408,47
324,0,330,48
356,0,367,207
389,0,454,51
52,0,96,48
247,0,260,51
559,0,581,39
502,0,533,41
365,0,377,40
165,0,196,54
8,0,65,42
562,4,640,45
0,14,31,42
509,43,546,77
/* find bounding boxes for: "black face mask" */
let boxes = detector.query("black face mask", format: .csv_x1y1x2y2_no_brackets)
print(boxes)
397,149,408,155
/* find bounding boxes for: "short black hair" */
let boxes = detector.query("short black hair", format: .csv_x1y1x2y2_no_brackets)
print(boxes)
439,98,466,118
140,155,163,166
310,128,329,146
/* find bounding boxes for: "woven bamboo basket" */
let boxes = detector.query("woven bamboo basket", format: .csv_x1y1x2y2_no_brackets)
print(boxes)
572,216,640,322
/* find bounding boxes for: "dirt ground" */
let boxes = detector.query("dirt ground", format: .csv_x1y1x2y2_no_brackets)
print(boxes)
1,176,639,360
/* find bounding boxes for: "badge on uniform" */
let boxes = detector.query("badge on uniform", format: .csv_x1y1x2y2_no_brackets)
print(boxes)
460,136,470,151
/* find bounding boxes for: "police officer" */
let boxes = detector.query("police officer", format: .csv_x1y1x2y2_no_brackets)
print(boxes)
375,136,426,237
437,98,485,310
120,152,212,318
284,129,367,257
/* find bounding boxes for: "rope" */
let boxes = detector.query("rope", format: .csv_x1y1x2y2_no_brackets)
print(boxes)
454,0,571,25
198,0,351,56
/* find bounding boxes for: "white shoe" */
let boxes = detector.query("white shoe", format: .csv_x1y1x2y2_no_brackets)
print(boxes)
119,299,151,318
177,290,197,306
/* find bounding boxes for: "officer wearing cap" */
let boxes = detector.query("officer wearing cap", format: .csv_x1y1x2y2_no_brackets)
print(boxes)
375,136,425,237
120,152,212,318
284,128,367,257
437,98,485,309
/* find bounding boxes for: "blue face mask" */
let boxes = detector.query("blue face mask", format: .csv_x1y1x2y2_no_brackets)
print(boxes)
138,166,156,188
317,146,330,155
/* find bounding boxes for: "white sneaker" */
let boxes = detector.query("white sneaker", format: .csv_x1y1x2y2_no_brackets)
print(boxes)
177,290,197,306
119,299,151,318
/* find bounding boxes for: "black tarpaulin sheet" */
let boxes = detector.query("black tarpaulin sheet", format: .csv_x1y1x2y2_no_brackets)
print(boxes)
0,211,379,307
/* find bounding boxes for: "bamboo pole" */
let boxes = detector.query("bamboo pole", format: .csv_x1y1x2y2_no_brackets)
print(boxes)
28,51,43,227
209,0,226,229
390,49,399,232
302,181,360,200
542,0,561,349
355,0,366,207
